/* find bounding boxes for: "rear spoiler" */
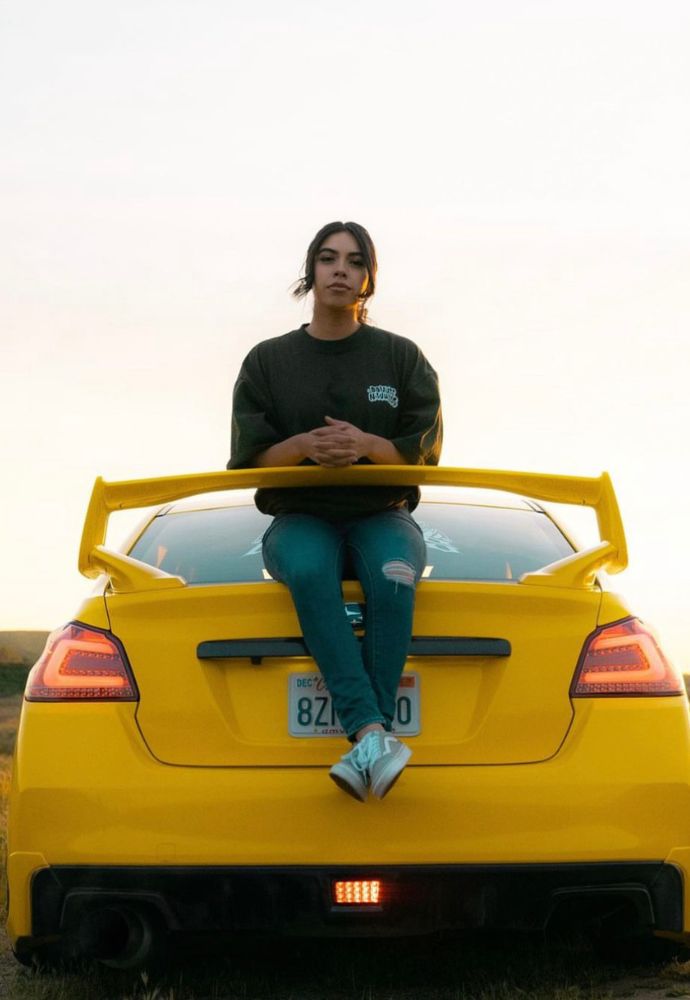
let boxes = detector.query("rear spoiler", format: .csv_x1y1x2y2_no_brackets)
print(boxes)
79,466,627,592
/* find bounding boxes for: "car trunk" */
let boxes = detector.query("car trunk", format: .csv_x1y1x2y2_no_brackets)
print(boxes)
105,579,601,767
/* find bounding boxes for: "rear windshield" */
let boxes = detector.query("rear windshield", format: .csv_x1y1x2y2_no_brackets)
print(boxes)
128,503,574,584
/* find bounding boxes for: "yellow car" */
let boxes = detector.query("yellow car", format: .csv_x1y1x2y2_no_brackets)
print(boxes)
6,466,689,968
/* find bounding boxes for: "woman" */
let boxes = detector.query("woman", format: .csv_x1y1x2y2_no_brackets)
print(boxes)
228,221,442,801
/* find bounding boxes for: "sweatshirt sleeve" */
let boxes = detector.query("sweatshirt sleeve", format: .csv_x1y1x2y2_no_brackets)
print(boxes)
390,352,443,466
227,352,283,470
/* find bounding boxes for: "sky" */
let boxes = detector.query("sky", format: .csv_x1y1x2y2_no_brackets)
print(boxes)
1,0,689,670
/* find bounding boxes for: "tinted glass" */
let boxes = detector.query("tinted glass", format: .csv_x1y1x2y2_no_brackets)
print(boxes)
128,503,574,584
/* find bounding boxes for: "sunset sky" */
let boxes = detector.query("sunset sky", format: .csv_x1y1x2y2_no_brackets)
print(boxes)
2,1,688,669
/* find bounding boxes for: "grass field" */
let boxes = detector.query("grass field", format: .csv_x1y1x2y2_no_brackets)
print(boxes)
0,666,30,701
0,632,48,668
2,685,690,999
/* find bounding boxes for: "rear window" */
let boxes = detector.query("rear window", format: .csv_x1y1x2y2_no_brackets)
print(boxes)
128,503,574,584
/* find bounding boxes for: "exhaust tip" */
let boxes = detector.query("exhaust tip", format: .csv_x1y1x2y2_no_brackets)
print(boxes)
78,904,160,969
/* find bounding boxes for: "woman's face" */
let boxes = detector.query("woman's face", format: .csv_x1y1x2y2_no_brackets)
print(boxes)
312,230,369,311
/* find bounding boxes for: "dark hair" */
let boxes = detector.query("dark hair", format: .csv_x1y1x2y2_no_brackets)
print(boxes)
293,221,378,323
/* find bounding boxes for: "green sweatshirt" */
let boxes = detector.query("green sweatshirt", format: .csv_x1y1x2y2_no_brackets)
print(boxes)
228,323,443,519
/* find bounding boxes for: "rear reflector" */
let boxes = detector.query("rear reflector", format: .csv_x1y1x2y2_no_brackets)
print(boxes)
25,623,138,701
571,618,683,697
333,880,381,905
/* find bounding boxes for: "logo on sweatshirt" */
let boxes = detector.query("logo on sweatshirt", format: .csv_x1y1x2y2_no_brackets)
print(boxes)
367,384,399,408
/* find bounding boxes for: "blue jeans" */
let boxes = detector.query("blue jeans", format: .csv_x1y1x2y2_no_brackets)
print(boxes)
262,509,426,740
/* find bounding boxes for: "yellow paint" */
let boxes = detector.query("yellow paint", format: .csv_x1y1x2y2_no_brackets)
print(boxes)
8,690,690,937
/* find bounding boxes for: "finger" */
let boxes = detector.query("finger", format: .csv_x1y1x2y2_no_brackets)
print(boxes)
311,426,347,439
314,454,357,468
317,455,354,467
319,457,356,467
313,432,354,448
312,443,348,460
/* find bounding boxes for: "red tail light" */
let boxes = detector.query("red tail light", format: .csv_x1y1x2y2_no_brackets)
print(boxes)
571,618,683,697
25,623,138,702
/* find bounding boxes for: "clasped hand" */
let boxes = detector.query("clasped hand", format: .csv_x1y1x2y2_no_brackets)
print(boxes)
303,416,370,468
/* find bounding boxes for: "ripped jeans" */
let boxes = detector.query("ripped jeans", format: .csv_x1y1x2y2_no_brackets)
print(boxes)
262,508,426,740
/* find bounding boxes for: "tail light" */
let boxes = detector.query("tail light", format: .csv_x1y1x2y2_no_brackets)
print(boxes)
571,618,683,697
25,623,138,702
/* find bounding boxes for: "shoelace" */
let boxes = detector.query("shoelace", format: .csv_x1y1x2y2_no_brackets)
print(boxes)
347,732,381,774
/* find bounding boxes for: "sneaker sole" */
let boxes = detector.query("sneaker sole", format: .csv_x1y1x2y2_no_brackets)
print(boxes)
329,764,368,802
370,744,413,799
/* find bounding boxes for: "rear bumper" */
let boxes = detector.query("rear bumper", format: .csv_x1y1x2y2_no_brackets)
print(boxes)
14,861,683,957
9,698,690,947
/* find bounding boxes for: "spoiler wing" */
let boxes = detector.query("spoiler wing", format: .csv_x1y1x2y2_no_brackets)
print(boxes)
79,466,627,592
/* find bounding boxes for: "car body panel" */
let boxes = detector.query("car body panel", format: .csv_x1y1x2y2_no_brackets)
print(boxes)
105,580,602,767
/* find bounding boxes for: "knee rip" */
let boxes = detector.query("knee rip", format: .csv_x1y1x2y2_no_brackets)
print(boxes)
381,559,416,589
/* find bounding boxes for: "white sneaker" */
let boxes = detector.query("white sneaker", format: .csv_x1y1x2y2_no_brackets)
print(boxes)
329,737,374,801
368,732,412,799
329,731,412,802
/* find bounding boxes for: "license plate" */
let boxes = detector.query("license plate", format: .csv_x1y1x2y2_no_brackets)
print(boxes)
288,672,420,737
